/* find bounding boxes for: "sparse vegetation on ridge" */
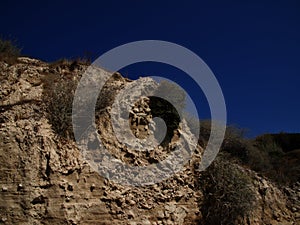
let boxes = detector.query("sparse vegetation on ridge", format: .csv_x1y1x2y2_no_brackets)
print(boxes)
0,37,21,64
186,112,300,186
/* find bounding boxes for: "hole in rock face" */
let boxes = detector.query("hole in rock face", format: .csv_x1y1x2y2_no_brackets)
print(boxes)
148,96,181,147
129,96,181,147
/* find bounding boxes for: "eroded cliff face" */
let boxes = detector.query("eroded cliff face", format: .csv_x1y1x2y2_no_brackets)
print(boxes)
0,57,299,225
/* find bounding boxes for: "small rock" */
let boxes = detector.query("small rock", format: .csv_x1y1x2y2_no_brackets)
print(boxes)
127,199,136,206
165,203,176,213
157,210,165,219
90,184,95,192
133,107,139,113
66,196,71,202
140,202,152,209
17,183,23,191
2,186,8,192
164,219,173,225
141,219,151,225
127,222,137,225
127,210,135,219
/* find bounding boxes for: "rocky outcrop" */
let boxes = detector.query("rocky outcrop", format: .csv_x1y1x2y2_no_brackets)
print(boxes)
0,57,299,224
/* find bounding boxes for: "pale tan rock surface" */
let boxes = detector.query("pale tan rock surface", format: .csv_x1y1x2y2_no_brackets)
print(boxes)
0,57,298,224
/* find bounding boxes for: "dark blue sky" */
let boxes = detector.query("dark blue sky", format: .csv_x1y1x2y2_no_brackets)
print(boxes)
1,0,299,137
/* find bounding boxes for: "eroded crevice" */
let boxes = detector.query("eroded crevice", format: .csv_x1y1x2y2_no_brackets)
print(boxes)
45,153,51,178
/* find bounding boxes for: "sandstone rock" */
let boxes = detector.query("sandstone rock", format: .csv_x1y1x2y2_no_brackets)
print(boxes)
127,210,135,218
157,210,165,219
0,57,298,225
141,219,151,225
1,186,7,192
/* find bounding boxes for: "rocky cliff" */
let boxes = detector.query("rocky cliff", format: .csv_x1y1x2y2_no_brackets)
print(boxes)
0,57,299,225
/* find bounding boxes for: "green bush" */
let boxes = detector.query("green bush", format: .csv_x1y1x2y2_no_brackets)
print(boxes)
199,156,256,225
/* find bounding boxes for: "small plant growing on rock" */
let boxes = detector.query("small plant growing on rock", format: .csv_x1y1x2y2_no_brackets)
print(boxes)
199,155,256,225
42,73,77,139
0,37,21,64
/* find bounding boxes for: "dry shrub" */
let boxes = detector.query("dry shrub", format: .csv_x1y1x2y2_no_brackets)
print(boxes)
199,155,256,225
42,73,77,139
0,38,21,64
